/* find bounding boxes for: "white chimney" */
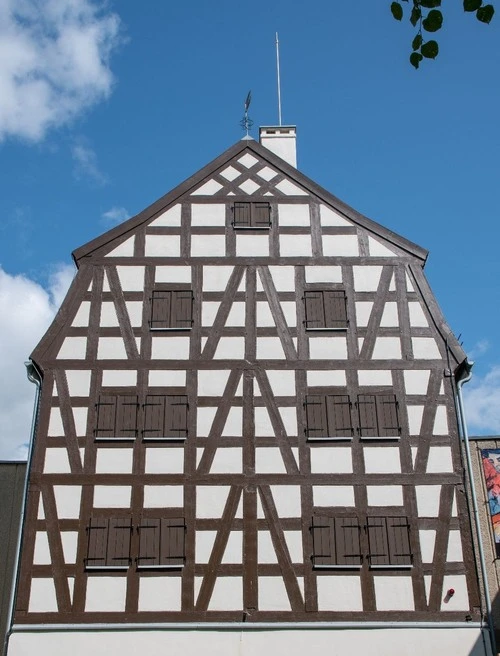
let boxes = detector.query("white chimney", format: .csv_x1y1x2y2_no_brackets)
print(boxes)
259,126,297,167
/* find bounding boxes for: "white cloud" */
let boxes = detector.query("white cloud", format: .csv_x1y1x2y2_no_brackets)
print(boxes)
464,366,500,435
101,206,129,226
72,140,107,184
0,0,122,142
0,263,74,459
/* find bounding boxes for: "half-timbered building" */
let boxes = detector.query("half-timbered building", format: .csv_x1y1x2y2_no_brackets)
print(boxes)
6,127,494,655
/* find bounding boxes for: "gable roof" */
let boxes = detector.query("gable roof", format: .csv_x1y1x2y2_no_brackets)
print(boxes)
72,138,428,265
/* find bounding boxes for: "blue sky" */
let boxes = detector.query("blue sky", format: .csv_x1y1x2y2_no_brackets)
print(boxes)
0,0,499,457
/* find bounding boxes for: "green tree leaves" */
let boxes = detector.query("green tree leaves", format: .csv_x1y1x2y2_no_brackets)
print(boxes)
390,0,495,68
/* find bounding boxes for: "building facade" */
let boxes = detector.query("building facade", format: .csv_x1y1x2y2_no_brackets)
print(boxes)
6,128,493,655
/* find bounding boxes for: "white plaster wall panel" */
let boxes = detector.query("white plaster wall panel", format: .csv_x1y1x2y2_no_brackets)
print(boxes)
53,486,81,518
259,577,292,611
412,337,442,359
433,406,449,435
196,531,217,563
403,370,430,395
310,448,353,474
452,492,457,516
103,370,138,386
320,205,352,226
258,531,278,563
419,530,436,563
226,302,246,326
371,337,402,359
317,576,363,611
364,447,401,474
278,204,310,226
416,485,441,517
309,336,348,359
71,301,90,326
33,532,51,564
28,578,58,612
68,577,75,603
102,272,110,292
221,407,243,436
198,370,230,396
220,165,240,181
380,302,399,327
368,236,396,256
313,486,355,507
256,301,275,327
408,302,428,327
355,301,373,327
191,203,225,226
116,266,145,291
439,381,444,394
203,266,234,291
85,577,127,612
148,370,186,387
197,407,217,437
57,336,87,359
263,265,295,291
93,486,131,508
214,337,245,359
97,337,130,360
279,234,312,257
236,234,269,257
138,577,182,611
255,448,287,473
95,448,133,474
37,498,44,519
264,370,296,396
73,407,88,435
279,407,297,435
125,301,143,326
353,266,382,292
305,265,342,283
407,405,424,435
322,235,359,256
196,486,229,518
61,532,78,564
284,531,303,563
411,446,417,468
275,179,307,195
145,448,184,474
358,369,393,386
447,531,464,562
206,577,242,610
281,301,297,326
222,531,242,564
192,179,223,195
106,237,134,257
202,301,221,326
254,406,274,436
145,234,181,257
191,234,226,257
257,165,278,181
149,204,181,226
238,153,259,168
151,336,190,359
367,486,404,506
143,485,183,508
374,577,414,611
307,370,347,386
65,370,91,397
44,448,70,473
155,265,191,283
210,447,242,473
427,446,453,473
358,338,364,351
257,337,286,359
269,485,302,518
440,575,469,611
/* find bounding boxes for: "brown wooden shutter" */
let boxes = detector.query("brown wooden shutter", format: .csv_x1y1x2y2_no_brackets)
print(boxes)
95,395,117,439
165,395,189,439
335,517,362,567
311,515,334,567
305,395,328,439
138,518,161,567
303,291,325,329
107,517,132,567
171,290,193,329
386,517,412,566
325,395,353,438
115,395,138,439
86,517,109,567
367,517,390,567
357,394,378,437
323,290,347,328
376,394,400,438
253,202,271,227
160,518,185,566
233,202,251,227
143,395,166,439
151,290,172,329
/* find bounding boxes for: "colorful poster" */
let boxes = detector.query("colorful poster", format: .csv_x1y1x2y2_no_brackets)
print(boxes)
481,449,500,558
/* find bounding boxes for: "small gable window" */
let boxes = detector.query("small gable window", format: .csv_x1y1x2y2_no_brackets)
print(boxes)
357,393,401,439
137,517,186,569
367,516,412,568
95,394,139,441
304,394,353,441
311,515,362,568
303,290,347,330
232,201,271,229
142,394,189,441
85,517,132,570
150,288,194,330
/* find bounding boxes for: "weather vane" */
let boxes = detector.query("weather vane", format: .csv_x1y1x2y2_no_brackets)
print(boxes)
240,90,253,136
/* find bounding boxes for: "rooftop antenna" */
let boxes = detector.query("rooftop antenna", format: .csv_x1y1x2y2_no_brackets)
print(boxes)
275,32,282,125
240,90,253,137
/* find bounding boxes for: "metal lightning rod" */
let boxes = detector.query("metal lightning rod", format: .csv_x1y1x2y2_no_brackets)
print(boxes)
275,32,282,126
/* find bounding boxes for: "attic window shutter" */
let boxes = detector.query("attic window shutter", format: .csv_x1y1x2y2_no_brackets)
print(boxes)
107,517,132,567
86,517,132,569
143,395,166,440
86,517,109,568
311,515,335,567
233,202,252,227
233,202,271,228
323,290,347,328
143,395,188,440
357,394,378,438
311,516,361,568
138,518,161,567
386,517,412,566
367,517,390,567
376,394,400,437
95,395,117,439
160,518,186,566
151,290,171,329
166,395,189,439
305,395,328,439
326,395,353,438
253,202,271,227
303,291,324,329
171,290,194,329
116,395,139,439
